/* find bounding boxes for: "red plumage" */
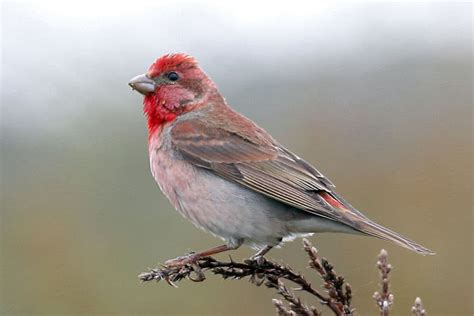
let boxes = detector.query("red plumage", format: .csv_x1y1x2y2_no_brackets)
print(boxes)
129,53,434,266
147,53,197,77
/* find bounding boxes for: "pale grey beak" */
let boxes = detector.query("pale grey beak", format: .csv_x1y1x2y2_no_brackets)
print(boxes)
128,73,156,95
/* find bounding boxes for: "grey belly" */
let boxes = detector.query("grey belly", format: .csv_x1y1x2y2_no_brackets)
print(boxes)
150,142,357,249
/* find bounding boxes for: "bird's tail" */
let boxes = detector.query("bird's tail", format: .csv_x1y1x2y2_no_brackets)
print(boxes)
357,219,435,255
318,192,435,255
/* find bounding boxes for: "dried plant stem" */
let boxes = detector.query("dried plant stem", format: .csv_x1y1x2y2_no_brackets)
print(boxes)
373,249,394,316
139,239,352,315
411,297,426,316
303,239,352,315
267,277,320,316
140,241,427,316
273,298,295,316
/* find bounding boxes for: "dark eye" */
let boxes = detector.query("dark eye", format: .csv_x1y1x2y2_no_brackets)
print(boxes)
167,72,179,81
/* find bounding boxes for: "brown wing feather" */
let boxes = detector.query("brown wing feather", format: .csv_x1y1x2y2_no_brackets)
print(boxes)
170,111,435,255
171,116,355,225
170,119,278,164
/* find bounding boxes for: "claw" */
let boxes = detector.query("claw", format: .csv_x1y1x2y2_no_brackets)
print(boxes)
249,254,266,266
164,276,178,288
188,263,206,282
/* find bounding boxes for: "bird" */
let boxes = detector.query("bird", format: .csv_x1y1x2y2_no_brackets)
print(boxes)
128,53,434,266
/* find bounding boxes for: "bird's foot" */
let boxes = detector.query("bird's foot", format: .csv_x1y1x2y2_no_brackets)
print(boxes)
249,254,266,265
164,252,199,267
163,244,235,268
248,245,273,265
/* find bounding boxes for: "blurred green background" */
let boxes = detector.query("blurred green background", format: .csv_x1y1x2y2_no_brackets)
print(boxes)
1,1,472,315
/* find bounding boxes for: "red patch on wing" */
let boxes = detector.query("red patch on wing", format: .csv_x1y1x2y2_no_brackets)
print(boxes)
319,192,347,210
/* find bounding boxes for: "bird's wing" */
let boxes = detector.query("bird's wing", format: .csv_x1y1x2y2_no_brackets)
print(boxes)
169,113,435,255
170,116,363,227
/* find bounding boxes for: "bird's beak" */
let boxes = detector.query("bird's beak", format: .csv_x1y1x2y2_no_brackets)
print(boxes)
128,73,156,95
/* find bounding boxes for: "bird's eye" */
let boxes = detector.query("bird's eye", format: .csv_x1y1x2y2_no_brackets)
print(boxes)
167,72,179,81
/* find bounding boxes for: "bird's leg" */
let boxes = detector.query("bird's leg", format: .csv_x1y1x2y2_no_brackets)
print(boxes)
249,245,273,264
164,244,235,267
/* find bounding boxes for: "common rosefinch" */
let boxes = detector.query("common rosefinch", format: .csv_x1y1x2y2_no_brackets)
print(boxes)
128,54,434,265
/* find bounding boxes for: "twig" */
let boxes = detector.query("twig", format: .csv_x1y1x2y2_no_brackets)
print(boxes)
140,242,427,315
411,297,426,316
273,298,295,316
373,249,394,316
303,239,353,315
139,239,352,315
266,276,320,316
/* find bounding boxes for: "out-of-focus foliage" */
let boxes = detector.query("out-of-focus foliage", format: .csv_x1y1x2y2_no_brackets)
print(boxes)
1,2,472,315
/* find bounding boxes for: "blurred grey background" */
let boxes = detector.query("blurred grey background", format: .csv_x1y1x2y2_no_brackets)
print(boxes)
1,1,472,315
